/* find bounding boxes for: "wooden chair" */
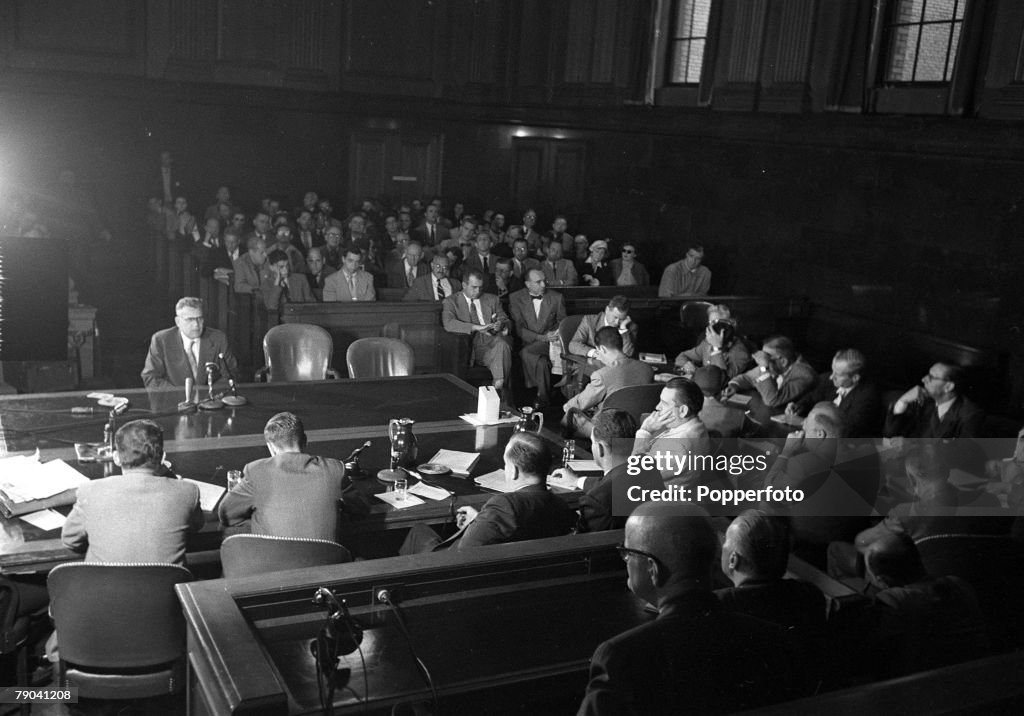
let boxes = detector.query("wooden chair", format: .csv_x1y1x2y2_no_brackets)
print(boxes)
48,563,193,701
255,323,341,382
221,535,352,579
346,337,415,378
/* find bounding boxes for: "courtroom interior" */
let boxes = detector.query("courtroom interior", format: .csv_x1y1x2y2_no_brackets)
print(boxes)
2,0,1024,714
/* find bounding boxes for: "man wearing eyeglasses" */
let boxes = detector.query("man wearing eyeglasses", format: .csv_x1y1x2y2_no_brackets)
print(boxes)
884,362,984,440
578,502,792,715
142,296,237,389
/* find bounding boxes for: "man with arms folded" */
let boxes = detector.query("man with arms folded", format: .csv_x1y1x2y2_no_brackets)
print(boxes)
142,296,237,389
509,269,566,407
632,378,711,485
62,420,203,564
219,412,348,541
577,502,792,715
323,246,376,302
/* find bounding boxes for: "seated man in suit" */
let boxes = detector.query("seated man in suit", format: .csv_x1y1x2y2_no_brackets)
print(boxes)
540,240,578,287
563,327,654,438
569,295,639,360
62,420,203,565
723,335,816,411
577,502,793,715
717,510,826,629
219,412,348,541
441,270,513,396
262,249,315,316
142,296,238,389
510,237,540,280
269,224,307,275
386,240,429,289
674,304,752,379
403,254,461,301
323,246,376,301
551,409,662,533
305,246,336,301
884,362,984,440
400,432,575,553
489,257,523,301
785,348,882,438
411,203,449,248
232,235,274,295
632,378,711,485
510,269,566,407
461,230,499,280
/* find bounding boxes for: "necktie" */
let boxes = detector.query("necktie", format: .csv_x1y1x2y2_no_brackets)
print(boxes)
407,266,415,287
436,278,443,300
347,273,356,298
185,339,199,379
280,280,290,304
482,255,488,272
470,299,482,325
531,295,543,302
429,224,435,242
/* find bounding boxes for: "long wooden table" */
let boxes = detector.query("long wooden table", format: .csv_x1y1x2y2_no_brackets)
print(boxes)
0,375,578,571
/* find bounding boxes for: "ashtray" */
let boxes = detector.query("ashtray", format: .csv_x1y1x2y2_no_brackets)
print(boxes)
417,463,451,476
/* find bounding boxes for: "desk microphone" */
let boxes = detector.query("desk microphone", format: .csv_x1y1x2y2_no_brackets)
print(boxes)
218,353,248,407
199,363,224,411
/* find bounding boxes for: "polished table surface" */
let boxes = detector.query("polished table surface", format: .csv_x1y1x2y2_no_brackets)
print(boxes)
0,376,579,571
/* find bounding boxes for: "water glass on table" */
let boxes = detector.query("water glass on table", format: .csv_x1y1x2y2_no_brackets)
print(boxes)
394,477,408,501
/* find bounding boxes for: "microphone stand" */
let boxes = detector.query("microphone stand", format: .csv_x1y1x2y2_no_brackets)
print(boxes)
218,352,248,407
199,364,223,411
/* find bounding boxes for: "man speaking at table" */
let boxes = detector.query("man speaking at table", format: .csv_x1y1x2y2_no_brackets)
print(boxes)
141,296,238,388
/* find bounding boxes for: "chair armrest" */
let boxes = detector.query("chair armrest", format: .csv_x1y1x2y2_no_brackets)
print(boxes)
325,368,341,380
253,367,268,382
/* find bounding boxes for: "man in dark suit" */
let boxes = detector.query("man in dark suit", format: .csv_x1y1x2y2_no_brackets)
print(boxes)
62,420,204,565
442,270,513,393
461,232,499,280
218,412,349,542
386,240,430,289
305,247,336,300
884,361,985,440
577,502,793,715
786,348,883,438
410,203,450,248
400,432,575,553
141,297,238,389
403,254,461,301
510,269,566,407
550,409,662,533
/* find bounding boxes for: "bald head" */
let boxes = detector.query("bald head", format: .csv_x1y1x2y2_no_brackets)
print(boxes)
805,402,844,438
626,503,717,582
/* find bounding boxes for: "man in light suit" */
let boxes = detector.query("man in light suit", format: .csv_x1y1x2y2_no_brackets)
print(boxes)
403,255,461,301
540,241,578,287
142,296,238,389
218,412,350,542
442,270,512,393
510,269,566,407
386,240,430,289
323,247,376,301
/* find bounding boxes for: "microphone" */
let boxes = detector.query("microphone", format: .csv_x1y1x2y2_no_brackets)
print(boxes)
218,352,247,407
199,362,223,411
343,440,372,464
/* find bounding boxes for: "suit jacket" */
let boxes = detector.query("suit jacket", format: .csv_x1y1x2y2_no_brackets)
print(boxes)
232,254,274,295
795,377,883,438
306,265,337,300
462,251,500,278
578,589,792,716
386,256,430,289
715,579,826,630
292,229,323,256
141,326,237,389
570,313,638,358
610,259,651,286
485,274,524,301
577,462,663,533
262,274,316,311
566,356,655,414
884,395,985,440
323,269,376,301
218,452,347,541
541,258,578,287
579,259,613,286
403,273,461,301
457,483,575,549
730,357,817,409
677,339,753,379
510,256,541,280
410,221,450,247
509,289,566,344
442,291,508,336
62,472,203,565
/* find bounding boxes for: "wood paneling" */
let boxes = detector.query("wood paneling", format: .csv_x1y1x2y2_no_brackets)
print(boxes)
342,0,439,95
349,131,444,207
511,138,588,222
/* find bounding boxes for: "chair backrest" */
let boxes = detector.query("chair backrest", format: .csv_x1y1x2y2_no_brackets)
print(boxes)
558,314,586,356
601,383,663,424
221,534,353,579
262,323,336,382
679,301,715,330
346,337,415,378
48,563,193,669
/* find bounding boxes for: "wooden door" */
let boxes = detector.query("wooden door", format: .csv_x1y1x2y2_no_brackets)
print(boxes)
349,132,443,208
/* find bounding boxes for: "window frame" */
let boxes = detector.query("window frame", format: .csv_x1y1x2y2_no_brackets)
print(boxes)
652,0,722,107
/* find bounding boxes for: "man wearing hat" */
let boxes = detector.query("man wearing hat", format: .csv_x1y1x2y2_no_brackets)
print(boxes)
694,365,746,438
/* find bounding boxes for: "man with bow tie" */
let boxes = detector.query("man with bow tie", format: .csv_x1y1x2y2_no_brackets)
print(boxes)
403,255,462,301
510,269,567,408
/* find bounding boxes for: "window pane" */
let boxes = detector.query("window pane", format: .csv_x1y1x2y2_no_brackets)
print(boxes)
684,39,705,82
670,39,706,84
924,0,957,23
916,23,951,81
885,23,920,81
946,20,962,80
672,0,711,39
691,0,711,34
896,0,926,24
666,0,711,85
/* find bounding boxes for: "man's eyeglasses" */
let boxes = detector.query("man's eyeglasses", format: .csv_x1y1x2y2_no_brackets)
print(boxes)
616,544,660,565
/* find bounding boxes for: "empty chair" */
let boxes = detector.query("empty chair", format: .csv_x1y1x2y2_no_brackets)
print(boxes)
256,323,341,382
601,383,663,425
346,337,415,378
48,562,193,701
220,534,352,579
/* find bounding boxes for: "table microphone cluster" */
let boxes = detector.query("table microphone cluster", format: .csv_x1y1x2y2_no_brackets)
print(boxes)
177,353,247,412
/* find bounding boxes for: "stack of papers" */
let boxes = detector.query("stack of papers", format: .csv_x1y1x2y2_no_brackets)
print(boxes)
0,456,90,519
474,469,517,493
428,449,481,477
408,482,451,501
640,353,667,364
567,460,601,473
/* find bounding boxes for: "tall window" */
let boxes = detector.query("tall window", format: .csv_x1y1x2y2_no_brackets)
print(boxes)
666,0,712,84
884,0,966,82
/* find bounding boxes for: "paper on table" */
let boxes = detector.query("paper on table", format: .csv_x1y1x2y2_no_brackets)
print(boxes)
375,492,426,508
19,509,66,531
428,449,481,476
182,478,227,511
408,482,451,501
726,394,752,406
567,460,601,473
460,413,519,427
546,472,582,492
474,469,516,493
0,457,88,502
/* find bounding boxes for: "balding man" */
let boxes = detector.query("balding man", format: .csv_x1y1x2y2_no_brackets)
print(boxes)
884,361,984,440
403,254,462,301
509,269,566,407
305,247,336,301
577,503,792,715
142,296,237,389
786,348,883,438
723,335,816,410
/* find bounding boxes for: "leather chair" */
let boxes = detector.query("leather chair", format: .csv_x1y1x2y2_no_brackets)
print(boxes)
255,323,341,382
601,383,663,425
221,535,352,578
557,314,588,397
0,583,33,716
346,337,415,378
47,563,193,700
678,300,715,348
